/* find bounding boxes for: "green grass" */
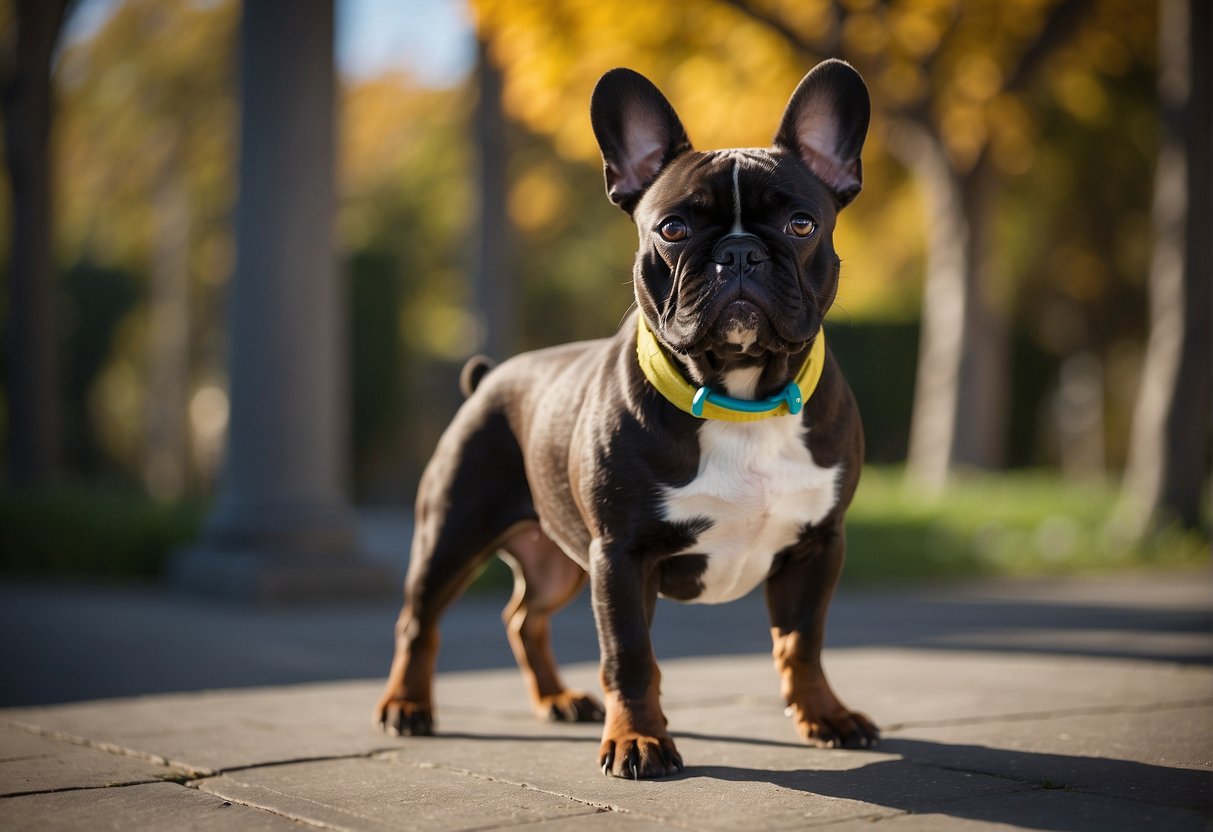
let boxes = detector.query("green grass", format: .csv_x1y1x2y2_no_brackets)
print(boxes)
1,470,1206,584
843,468,1210,583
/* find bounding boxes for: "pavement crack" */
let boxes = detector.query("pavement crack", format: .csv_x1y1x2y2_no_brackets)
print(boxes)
2,719,210,778
0,720,409,798
375,754,703,829
211,747,402,778
197,772,375,830
0,778,167,800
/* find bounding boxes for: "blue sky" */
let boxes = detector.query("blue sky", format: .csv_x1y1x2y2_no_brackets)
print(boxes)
62,0,476,88
335,0,474,86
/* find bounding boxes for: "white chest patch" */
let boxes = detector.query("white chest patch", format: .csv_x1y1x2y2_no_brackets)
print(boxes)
661,417,840,604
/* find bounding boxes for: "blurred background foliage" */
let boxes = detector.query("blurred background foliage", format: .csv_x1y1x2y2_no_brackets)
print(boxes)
0,0,1207,579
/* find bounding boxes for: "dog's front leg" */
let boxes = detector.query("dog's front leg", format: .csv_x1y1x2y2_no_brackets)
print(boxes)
766,521,880,749
590,540,683,779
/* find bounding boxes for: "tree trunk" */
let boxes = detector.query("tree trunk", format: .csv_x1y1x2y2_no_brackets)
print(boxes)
1,0,69,488
471,37,515,359
895,120,1008,492
950,160,1008,472
1120,0,1211,534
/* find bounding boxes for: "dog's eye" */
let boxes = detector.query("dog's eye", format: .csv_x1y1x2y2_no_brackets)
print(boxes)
786,214,816,238
658,219,689,242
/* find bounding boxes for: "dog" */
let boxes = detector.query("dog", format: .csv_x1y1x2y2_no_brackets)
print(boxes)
375,59,878,779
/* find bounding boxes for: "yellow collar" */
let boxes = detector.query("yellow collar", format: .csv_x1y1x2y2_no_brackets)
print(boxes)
635,315,826,422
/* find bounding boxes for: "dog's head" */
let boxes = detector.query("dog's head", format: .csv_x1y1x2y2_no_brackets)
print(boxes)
591,61,869,399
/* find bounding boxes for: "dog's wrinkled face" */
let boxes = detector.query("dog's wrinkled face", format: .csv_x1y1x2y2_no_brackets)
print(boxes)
591,61,870,398
631,148,837,361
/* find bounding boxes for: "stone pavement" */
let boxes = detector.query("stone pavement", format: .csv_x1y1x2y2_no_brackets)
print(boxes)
1,570,1211,831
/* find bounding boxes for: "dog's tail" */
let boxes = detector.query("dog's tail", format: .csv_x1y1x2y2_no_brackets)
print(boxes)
459,355,496,398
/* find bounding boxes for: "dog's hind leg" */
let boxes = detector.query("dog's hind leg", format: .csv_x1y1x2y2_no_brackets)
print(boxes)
500,524,604,722
375,406,534,737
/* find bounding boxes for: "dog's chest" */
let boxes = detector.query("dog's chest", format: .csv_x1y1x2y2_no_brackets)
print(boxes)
660,418,839,604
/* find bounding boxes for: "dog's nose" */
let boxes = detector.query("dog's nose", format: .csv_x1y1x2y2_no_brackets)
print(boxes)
712,234,769,279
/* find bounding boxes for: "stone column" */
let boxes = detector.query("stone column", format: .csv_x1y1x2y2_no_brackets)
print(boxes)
171,0,393,601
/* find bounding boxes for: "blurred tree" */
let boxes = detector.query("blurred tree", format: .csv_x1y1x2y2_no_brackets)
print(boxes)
53,0,238,495
339,72,477,496
722,0,1098,490
471,0,1141,489
995,8,1159,475
1119,0,1210,534
1,0,71,487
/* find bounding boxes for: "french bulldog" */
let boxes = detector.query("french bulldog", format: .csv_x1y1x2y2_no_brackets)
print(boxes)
376,59,877,779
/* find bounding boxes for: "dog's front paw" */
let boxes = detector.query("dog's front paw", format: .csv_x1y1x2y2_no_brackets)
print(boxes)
786,700,879,749
536,690,605,723
376,698,435,737
598,733,684,779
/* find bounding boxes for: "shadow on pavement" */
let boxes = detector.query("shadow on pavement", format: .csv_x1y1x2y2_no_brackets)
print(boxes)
680,737,1211,829
1,571,1209,706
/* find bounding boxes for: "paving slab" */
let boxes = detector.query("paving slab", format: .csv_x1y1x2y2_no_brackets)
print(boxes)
196,756,602,832
885,710,1212,810
1,781,311,830
0,725,188,797
0,727,58,762
1,680,398,774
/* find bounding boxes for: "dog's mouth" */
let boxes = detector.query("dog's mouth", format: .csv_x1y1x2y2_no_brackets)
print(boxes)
651,263,819,363
693,278,813,357
705,300,772,358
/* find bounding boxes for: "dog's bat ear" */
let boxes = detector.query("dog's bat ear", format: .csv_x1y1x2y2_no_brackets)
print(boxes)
774,60,870,208
591,68,692,214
